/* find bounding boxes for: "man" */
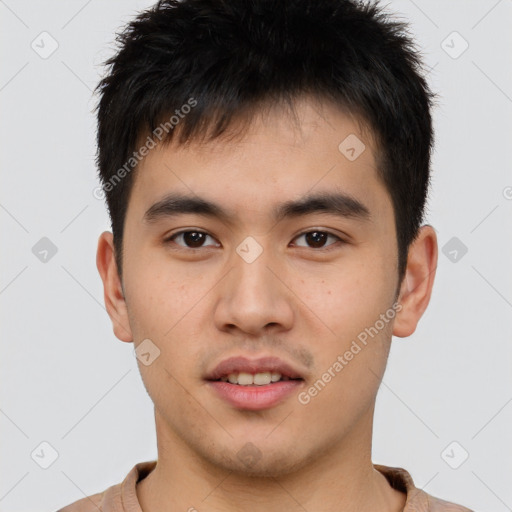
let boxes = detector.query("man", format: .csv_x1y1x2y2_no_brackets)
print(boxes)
59,0,474,510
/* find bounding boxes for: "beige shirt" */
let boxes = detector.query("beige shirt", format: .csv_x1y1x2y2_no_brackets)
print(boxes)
57,460,474,511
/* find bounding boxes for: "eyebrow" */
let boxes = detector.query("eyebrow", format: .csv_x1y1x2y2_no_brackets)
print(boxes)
142,191,371,225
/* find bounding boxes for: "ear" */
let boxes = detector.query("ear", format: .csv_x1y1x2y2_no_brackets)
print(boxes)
393,225,438,338
96,231,133,343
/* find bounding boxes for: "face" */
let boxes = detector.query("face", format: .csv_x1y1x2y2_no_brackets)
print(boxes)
98,97,422,478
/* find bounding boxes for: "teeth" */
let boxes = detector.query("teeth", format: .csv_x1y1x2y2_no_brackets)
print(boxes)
238,372,255,386
254,372,275,385
223,371,284,386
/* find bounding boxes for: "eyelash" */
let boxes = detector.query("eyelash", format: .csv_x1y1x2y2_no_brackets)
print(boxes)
163,229,345,252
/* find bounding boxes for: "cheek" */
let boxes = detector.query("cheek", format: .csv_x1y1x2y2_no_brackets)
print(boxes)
290,254,393,339
297,318,393,437
124,271,206,409
124,254,210,339
290,252,395,410
124,259,212,382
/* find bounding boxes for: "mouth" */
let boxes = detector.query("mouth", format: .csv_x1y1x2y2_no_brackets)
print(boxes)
205,356,306,410
210,371,303,386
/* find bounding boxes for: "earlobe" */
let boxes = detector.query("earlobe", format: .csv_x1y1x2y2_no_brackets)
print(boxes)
392,225,438,338
96,231,133,343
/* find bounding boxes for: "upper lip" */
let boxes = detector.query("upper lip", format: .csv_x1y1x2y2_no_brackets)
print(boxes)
205,356,305,381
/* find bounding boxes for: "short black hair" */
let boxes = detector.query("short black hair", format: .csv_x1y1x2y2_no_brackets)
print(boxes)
95,0,436,285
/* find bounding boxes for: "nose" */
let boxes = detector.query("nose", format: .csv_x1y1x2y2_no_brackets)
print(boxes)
213,246,295,336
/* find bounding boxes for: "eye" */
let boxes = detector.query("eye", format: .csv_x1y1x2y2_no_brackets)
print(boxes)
291,230,343,250
164,229,344,251
165,230,220,249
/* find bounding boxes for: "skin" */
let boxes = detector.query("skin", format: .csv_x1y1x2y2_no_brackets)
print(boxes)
96,96,437,512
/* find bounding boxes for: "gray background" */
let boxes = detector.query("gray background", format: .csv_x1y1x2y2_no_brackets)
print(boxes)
1,1,511,510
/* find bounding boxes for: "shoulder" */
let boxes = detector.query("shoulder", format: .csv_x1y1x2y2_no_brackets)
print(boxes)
56,486,114,512
55,460,157,512
374,463,475,511
426,493,475,511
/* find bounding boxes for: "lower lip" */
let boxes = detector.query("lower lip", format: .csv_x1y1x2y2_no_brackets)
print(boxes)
206,380,304,410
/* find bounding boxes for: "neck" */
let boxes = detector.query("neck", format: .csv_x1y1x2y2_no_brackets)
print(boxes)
137,405,406,512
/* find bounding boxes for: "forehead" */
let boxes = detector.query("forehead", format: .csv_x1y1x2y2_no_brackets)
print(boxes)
127,97,392,228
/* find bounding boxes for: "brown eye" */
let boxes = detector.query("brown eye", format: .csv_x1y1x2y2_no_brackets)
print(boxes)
292,230,341,249
167,230,219,249
183,231,206,247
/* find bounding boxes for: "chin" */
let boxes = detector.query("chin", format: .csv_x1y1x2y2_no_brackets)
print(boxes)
204,442,311,478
